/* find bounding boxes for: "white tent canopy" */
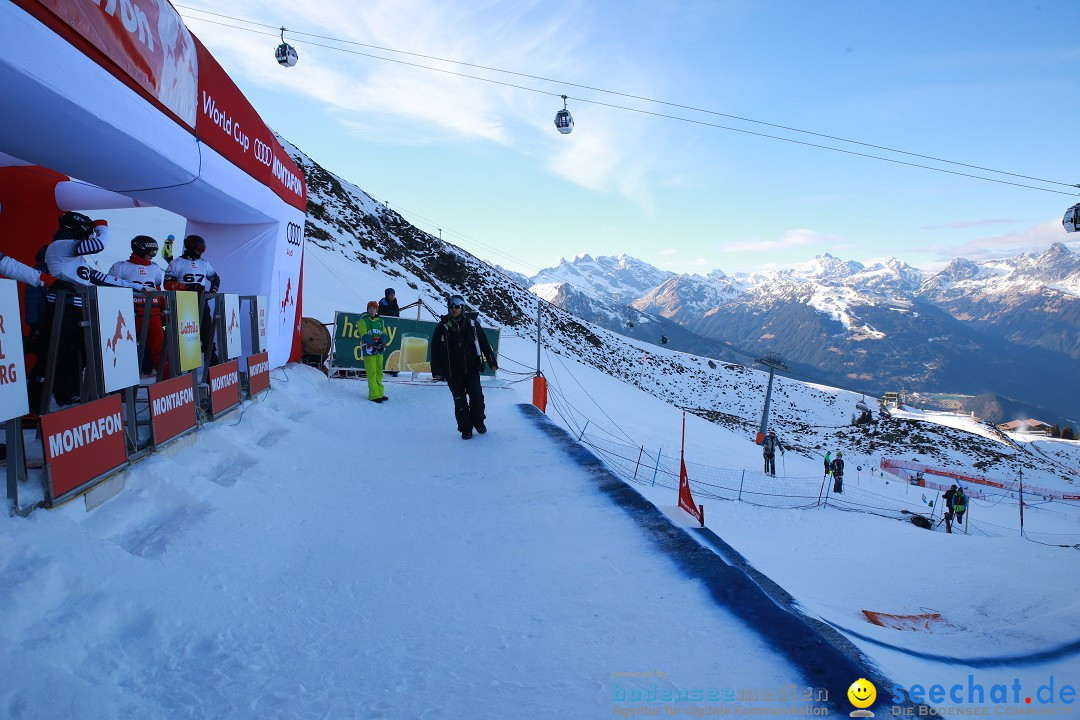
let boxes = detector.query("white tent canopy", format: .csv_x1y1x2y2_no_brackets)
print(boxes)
0,0,306,367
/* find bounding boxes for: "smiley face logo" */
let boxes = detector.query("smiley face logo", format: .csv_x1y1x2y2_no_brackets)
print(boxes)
848,678,876,709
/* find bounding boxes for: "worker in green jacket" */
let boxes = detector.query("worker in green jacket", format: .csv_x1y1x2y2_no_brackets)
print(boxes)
359,300,389,403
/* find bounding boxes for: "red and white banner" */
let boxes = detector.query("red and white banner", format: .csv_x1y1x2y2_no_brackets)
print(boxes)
41,395,127,499
208,358,240,416
147,373,196,447
881,457,1080,502
246,351,269,396
15,0,197,127
15,0,305,212
0,280,29,422
95,286,140,393
677,410,703,526
193,37,305,211
222,294,242,360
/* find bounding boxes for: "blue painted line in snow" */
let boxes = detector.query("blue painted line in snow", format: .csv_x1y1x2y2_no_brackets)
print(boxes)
518,403,914,714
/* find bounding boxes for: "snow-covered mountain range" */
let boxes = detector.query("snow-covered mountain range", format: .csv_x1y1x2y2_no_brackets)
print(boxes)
523,247,1080,423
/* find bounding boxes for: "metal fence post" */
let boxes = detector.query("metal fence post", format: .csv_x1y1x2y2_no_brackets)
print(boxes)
651,448,662,487
737,469,745,502
633,446,644,481
576,420,589,442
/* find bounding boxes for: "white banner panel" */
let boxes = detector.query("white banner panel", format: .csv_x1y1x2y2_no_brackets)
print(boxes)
222,293,242,360
95,286,140,393
0,280,28,421
255,295,267,354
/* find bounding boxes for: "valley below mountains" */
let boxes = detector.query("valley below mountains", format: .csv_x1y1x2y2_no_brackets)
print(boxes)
522,247,1080,426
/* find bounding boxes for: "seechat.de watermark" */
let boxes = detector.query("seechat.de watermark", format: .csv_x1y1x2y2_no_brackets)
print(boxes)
890,676,1076,715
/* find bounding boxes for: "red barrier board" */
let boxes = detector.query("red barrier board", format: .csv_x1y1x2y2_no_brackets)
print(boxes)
148,373,197,446
41,395,127,499
208,359,240,416
247,352,270,395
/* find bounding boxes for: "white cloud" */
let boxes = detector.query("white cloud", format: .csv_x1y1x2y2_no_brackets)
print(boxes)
717,228,843,253
943,219,1070,260
178,0,672,207
920,218,1019,231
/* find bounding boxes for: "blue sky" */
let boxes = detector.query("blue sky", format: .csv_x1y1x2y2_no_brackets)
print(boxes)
175,0,1080,277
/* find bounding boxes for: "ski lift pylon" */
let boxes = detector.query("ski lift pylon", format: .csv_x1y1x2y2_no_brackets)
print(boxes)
275,26,298,67
554,95,574,134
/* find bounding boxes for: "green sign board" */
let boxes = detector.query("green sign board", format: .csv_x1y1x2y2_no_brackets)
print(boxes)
331,313,500,377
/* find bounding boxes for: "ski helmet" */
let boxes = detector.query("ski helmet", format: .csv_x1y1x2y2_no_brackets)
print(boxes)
367,300,379,313
448,295,465,309
57,211,94,237
131,235,159,258
385,287,395,297
183,234,206,256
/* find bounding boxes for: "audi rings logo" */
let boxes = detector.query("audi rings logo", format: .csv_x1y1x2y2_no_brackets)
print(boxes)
286,222,303,246
253,138,273,167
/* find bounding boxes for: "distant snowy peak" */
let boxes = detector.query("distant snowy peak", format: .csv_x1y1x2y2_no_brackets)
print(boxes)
493,264,531,289
532,253,675,303
529,281,622,324
922,243,1080,298
631,274,744,323
847,257,924,297
988,242,1080,292
793,253,864,282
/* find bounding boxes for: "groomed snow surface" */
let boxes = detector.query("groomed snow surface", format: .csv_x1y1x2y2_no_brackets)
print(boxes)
4,345,1080,717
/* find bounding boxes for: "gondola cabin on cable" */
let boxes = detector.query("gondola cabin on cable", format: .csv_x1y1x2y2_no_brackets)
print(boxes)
554,95,574,135
275,27,298,67
660,334,669,345
1064,203,1080,233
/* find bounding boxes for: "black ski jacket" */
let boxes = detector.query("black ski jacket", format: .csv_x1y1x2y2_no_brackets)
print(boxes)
831,457,845,478
430,313,495,381
378,296,400,317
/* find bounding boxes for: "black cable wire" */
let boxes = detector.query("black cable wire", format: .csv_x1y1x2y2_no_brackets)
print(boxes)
182,4,1074,508
175,5,1080,194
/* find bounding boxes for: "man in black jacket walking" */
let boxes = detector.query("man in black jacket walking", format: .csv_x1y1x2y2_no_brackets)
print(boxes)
831,451,845,494
430,295,498,439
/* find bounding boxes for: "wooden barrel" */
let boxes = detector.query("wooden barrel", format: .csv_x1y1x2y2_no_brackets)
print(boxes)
301,317,332,358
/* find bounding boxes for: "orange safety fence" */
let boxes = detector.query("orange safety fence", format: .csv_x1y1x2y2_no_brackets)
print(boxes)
881,458,1080,502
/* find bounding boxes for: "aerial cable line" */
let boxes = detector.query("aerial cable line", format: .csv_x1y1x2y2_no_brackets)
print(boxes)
175,11,1027,400
178,6,1079,194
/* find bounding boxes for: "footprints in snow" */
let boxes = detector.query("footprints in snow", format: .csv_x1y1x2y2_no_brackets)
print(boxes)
256,428,289,448
115,502,212,559
210,455,258,487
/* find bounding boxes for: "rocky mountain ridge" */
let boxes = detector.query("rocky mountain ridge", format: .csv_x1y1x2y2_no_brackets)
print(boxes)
526,245,1080,422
